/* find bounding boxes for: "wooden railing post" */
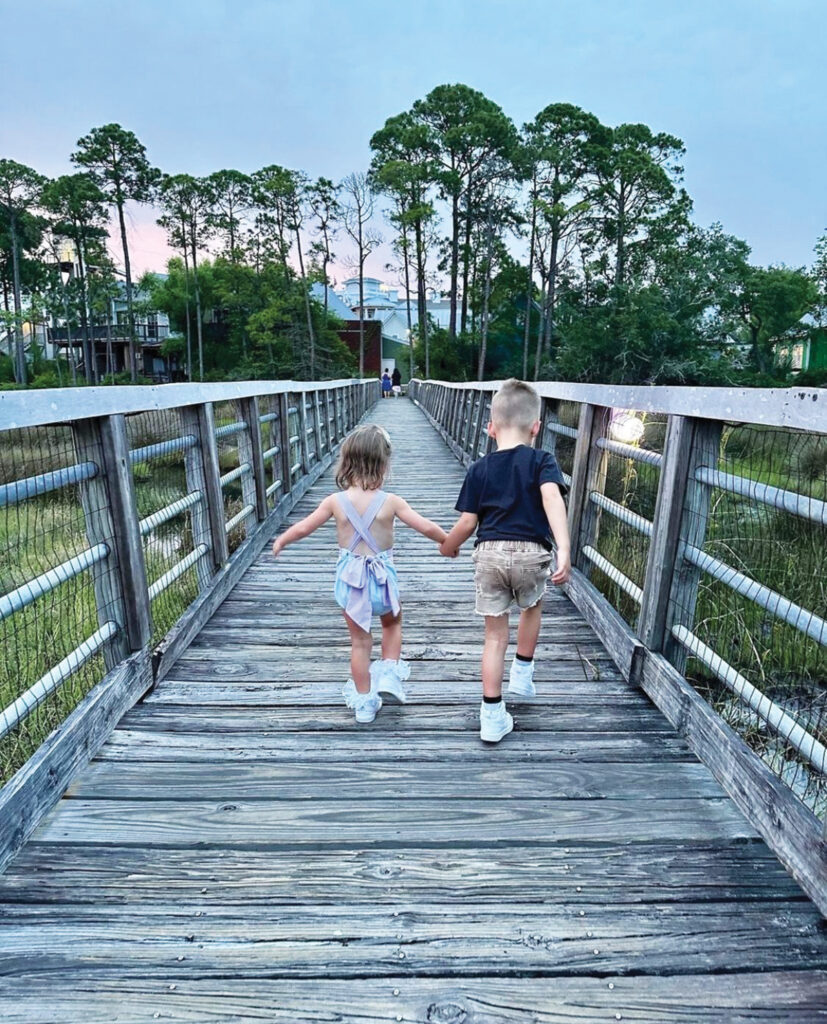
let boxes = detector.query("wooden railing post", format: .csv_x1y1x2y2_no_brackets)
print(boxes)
182,403,229,571
72,414,151,667
312,390,324,458
238,397,268,522
637,415,695,653
662,418,724,672
277,393,293,498
566,404,610,570
299,392,312,472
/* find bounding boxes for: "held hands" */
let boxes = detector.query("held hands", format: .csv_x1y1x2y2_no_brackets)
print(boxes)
439,538,460,559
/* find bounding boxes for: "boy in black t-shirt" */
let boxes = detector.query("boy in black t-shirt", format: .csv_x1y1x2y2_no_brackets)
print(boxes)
440,379,571,742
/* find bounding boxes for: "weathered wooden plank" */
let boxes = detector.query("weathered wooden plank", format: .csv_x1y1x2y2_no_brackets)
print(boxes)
117,703,673,734
2,841,800,906
1,901,824,978
638,650,827,918
3,972,827,1024
65,759,725,801
29,797,756,847
96,729,695,763
0,651,153,873
144,679,633,706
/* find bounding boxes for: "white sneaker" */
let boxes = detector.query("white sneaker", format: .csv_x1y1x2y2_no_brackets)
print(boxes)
370,659,411,703
354,689,382,724
342,678,382,720
507,658,536,698
479,700,514,743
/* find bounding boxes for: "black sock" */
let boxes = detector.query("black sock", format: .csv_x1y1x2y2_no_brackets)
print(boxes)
483,694,502,704
516,652,533,663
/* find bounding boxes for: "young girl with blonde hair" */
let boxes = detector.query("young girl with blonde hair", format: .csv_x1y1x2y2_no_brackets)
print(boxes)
272,424,449,722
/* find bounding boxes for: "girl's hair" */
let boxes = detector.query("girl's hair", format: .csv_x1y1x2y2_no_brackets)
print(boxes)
335,424,392,490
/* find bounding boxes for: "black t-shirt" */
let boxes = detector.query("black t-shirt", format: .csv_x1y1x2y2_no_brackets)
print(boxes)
455,445,568,550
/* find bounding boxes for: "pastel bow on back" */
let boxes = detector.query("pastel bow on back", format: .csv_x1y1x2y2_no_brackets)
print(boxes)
339,553,400,632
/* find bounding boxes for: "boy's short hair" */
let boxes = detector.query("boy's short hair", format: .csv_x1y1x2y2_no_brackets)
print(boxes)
491,378,541,430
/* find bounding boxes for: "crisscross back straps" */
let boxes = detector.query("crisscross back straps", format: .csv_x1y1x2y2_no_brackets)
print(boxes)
337,491,388,553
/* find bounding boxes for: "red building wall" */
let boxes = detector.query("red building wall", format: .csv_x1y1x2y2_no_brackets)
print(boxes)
337,320,383,375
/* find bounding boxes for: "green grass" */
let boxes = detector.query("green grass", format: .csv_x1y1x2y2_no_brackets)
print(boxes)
586,421,827,817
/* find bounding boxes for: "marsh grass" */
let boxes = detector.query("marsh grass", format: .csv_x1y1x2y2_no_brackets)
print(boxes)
585,419,827,816
0,407,251,784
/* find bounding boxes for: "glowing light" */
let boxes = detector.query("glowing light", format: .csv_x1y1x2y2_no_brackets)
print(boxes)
610,410,645,444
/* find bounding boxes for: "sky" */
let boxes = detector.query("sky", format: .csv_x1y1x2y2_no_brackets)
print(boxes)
2,0,826,280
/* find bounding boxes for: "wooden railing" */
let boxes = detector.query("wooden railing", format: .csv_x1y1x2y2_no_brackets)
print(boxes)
0,378,379,869
409,378,827,915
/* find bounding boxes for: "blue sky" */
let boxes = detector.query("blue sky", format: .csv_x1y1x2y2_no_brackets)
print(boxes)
2,0,825,276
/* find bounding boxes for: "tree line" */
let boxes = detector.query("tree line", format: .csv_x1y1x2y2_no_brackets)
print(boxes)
2,85,826,389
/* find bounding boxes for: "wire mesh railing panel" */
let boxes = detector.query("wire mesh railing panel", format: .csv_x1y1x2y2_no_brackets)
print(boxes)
0,425,109,783
258,393,285,511
303,394,318,465
588,413,667,629
213,400,253,553
287,397,302,490
125,409,200,649
669,422,827,819
541,400,581,484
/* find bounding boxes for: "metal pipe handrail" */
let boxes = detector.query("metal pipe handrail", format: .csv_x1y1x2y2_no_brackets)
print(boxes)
582,545,643,603
220,463,252,488
589,492,654,537
129,435,196,464
0,462,99,509
262,445,280,462
682,543,827,647
545,421,578,439
224,504,255,534
0,545,109,622
148,545,210,601
596,436,663,467
0,621,119,740
695,467,827,527
138,493,202,536
671,625,827,775
214,420,248,440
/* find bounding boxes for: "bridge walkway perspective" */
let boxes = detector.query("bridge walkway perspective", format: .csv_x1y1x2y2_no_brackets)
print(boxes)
1,397,826,1022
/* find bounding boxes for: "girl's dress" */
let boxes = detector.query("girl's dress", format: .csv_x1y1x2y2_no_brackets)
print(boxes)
333,490,400,632
381,374,392,395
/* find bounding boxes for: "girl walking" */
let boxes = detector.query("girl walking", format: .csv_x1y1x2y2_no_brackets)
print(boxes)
272,424,449,722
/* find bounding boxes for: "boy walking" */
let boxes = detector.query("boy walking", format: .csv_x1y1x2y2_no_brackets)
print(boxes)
440,379,571,742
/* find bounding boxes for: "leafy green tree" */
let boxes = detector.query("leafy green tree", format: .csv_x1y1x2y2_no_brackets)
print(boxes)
308,177,340,320
72,124,159,381
588,123,688,289
0,159,46,383
42,173,109,382
340,172,382,377
725,265,819,374
370,111,437,373
523,104,601,375
412,84,518,340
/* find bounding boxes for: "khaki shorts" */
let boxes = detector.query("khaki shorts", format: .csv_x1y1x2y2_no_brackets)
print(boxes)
472,540,552,617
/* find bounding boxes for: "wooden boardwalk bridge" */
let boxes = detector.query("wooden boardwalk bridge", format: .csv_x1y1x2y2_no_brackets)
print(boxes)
1,381,826,1021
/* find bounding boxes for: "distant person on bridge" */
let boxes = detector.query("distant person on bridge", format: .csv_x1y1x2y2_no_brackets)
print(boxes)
440,379,571,743
271,424,449,724
381,369,392,398
391,366,402,396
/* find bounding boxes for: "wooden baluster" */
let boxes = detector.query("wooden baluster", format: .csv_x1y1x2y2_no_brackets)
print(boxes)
237,397,267,523
662,419,723,672
180,407,217,590
312,390,324,459
183,403,229,571
566,404,610,571
72,414,151,667
277,393,293,500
